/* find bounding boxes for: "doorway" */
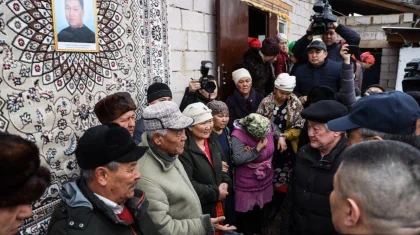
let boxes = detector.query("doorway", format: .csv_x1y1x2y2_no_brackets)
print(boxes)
249,6,268,42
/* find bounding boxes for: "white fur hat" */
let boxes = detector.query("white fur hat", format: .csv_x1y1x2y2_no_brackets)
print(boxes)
274,73,296,92
182,102,213,125
232,68,251,85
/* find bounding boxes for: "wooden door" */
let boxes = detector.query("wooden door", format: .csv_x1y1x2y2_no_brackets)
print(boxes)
268,13,278,38
216,0,249,101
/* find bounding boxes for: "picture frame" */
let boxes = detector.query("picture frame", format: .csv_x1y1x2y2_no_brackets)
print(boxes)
52,0,99,52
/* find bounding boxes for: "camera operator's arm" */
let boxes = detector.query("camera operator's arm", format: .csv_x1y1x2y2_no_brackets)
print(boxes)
292,22,313,62
179,80,201,111
334,22,361,46
338,44,356,106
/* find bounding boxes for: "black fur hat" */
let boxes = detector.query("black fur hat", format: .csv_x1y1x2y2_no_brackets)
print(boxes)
0,132,51,207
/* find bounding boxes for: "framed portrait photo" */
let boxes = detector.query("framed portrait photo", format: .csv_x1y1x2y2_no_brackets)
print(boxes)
52,0,99,52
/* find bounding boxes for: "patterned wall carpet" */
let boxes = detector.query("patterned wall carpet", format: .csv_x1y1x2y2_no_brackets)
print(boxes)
0,0,170,234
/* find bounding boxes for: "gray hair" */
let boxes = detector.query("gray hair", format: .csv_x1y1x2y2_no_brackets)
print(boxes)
147,129,168,137
81,161,120,182
360,127,419,149
336,140,420,235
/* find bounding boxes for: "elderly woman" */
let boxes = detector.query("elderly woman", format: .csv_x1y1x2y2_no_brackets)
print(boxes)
179,102,232,221
256,73,304,218
225,68,264,130
231,113,283,234
274,33,290,76
207,100,235,225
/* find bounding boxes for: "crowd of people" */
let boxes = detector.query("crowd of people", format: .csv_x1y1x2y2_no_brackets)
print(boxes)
1,19,420,235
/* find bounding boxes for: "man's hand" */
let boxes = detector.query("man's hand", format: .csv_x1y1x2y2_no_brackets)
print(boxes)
211,217,237,231
331,21,339,29
188,80,201,92
256,137,268,152
222,161,229,173
340,44,351,65
218,183,228,201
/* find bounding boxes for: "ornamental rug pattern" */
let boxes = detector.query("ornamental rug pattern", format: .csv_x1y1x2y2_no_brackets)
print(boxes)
0,0,169,234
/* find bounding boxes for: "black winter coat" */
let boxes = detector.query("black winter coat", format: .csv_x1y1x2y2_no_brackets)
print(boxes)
47,178,161,235
280,135,347,235
292,24,361,63
225,88,264,130
294,59,342,97
242,48,276,95
179,130,232,218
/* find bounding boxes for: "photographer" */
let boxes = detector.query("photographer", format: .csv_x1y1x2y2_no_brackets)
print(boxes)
180,61,219,111
294,40,356,107
293,6,360,63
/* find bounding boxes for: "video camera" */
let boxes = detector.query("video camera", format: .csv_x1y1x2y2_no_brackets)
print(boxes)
402,58,420,92
199,61,216,93
310,0,337,35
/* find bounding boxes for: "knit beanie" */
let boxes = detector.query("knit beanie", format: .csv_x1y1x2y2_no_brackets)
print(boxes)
274,73,296,92
147,82,172,103
360,52,375,65
239,113,270,139
248,37,262,49
0,132,51,207
232,68,252,85
94,92,136,124
261,38,280,56
207,100,229,115
275,33,287,43
288,41,296,56
182,102,213,125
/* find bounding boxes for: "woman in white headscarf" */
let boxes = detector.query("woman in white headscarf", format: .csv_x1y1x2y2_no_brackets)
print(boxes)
274,33,290,76
256,73,304,217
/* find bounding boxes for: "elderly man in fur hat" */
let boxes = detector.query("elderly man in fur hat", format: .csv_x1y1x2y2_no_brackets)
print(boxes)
0,132,51,235
94,92,137,137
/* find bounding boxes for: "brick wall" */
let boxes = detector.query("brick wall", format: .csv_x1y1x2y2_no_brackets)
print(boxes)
167,0,216,104
167,0,314,104
380,48,400,90
337,13,414,90
283,0,316,41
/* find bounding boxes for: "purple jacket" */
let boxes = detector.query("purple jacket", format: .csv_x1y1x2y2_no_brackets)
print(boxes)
231,127,275,192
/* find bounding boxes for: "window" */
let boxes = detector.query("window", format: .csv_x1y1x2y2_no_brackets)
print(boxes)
278,19,287,35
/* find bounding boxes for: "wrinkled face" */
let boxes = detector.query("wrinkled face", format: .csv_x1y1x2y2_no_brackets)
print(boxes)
330,165,347,234
106,161,141,204
346,128,364,146
278,39,288,53
308,49,327,66
213,113,229,131
0,205,32,235
198,80,218,100
65,0,84,28
113,110,136,136
158,129,187,155
236,77,252,96
189,119,213,140
274,88,292,104
322,29,337,46
149,97,172,105
307,120,337,149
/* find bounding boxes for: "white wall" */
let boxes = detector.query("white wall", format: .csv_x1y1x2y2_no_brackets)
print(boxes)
166,0,314,104
167,0,216,105
396,47,420,91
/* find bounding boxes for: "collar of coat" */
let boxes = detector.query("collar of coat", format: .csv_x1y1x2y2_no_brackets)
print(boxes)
298,134,347,170
65,178,147,229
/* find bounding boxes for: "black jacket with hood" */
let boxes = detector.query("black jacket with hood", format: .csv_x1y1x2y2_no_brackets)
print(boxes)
47,178,161,235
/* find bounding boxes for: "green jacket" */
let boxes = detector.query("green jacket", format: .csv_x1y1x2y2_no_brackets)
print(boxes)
136,133,214,235
180,130,232,218
47,178,161,235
